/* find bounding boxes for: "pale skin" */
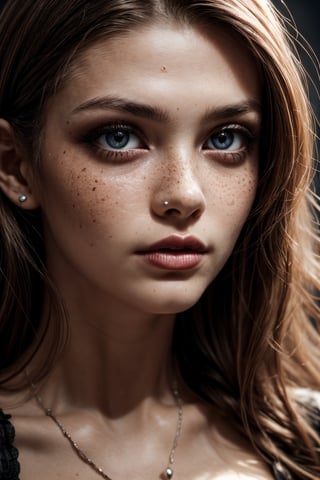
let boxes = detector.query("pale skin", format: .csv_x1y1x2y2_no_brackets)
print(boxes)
0,23,273,479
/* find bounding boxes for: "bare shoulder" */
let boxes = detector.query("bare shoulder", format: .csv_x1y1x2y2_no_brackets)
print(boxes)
179,402,274,480
0,387,43,449
0,387,34,415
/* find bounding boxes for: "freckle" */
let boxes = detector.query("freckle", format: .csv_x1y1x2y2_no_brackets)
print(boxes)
89,242,94,247
81,168,86,172
95,179,98,183
92,187,96,191
92,219,96,223
63,150,66,154
76,192,80,196
101,198,106,201
79,224,83,229
72,204,75,209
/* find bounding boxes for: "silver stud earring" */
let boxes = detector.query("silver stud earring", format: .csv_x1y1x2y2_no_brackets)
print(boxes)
18,194,27,203
163,201,169,207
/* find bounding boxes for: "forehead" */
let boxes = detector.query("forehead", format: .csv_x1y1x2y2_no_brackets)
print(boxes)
48,23,261,118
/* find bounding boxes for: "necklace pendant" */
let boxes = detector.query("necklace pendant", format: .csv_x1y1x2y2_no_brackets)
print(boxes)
166,467,173,479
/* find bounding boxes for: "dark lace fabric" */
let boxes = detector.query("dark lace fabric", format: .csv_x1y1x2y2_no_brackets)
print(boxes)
0,396,318,480
0,410,20,480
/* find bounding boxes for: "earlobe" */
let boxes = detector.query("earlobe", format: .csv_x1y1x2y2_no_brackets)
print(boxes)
0,119,40,209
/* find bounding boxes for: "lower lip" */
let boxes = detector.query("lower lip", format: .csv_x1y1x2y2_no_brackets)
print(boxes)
141,251,203,270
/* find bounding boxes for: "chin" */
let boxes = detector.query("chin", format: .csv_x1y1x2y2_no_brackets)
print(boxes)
127,277,211,315
143,293,203,315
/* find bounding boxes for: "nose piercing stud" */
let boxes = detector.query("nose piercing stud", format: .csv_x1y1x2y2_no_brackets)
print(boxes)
163,201,169,207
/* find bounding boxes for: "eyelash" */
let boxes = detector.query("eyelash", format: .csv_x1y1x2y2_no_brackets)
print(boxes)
203,124,255,164
80,122,255,164
80,123,146,162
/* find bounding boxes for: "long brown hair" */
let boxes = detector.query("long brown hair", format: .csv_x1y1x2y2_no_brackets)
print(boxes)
0,1,319,478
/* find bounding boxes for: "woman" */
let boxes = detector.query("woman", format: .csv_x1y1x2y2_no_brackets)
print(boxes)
0,1,319,479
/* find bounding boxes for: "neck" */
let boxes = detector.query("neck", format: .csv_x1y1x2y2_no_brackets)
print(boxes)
34,298,177,417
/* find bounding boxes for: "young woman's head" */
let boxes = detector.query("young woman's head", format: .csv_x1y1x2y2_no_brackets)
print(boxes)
0,0,319,476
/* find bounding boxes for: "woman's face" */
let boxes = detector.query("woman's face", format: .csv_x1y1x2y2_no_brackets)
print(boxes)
36,24,261,315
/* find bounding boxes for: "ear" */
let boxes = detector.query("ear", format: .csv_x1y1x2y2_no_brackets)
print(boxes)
0,119,40,209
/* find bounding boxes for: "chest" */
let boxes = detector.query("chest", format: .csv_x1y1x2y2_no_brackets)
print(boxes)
14,429,274,480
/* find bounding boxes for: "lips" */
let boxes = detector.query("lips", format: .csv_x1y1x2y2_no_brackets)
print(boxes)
137,235,208,270
145,235,207,253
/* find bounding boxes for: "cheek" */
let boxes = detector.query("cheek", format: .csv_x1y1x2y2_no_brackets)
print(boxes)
38,155,113,231
39,154,145,243
69,170,114,228
206,164,258,227
225,167,256,212
214,166,258,204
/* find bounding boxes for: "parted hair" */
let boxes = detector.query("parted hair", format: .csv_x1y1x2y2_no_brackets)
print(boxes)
0,1,319,478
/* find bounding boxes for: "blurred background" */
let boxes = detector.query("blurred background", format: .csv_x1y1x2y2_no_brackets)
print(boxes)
272,1,319,190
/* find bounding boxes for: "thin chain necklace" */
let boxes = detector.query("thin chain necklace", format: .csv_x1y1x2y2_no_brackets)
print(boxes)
31,381,183,480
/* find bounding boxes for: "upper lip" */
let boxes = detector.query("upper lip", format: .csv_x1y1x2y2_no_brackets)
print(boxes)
138,235,208,253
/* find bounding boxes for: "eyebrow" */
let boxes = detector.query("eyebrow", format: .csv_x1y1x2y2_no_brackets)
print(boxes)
203,100,261,123
71,96,169,122
71,95,261,123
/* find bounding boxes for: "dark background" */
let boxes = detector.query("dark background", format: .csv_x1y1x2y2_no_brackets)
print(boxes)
272,1,319,192
272,1,319,135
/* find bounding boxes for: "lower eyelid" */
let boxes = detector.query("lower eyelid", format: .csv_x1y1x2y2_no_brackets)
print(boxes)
79,138,147,164
221,150,247,163
90,145,142,163
205,149,247,162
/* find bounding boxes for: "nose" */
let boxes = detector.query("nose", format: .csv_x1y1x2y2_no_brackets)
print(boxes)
151,151,206,222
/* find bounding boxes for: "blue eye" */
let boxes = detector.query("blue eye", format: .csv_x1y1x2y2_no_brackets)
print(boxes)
98,127,141,150
207,129,244,151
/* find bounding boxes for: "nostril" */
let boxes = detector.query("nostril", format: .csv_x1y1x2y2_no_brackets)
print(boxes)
166,207,179,215
192,209,202,220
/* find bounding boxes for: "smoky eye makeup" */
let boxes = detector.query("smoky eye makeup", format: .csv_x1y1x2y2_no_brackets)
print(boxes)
74,115,259,165
78,122,148,162
202,123,258,164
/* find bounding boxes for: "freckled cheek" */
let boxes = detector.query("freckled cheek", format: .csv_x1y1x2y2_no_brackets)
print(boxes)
206,166,258,222
67,176,148,242
69,178,121,229
40,160,121,230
